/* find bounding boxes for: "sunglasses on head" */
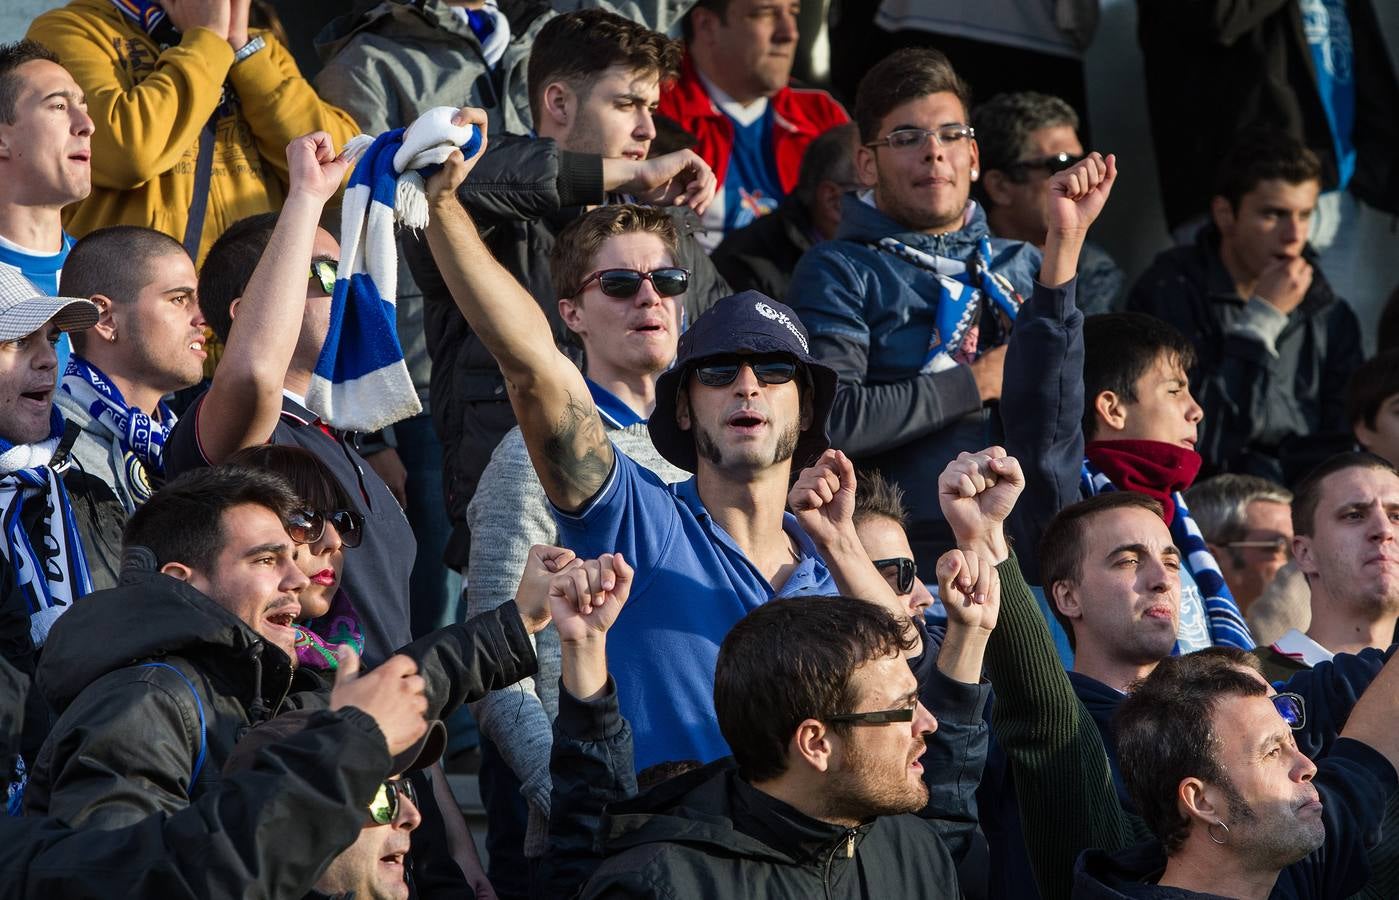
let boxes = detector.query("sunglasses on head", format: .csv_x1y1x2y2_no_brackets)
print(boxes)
285,507,365,549
1005,152,1085,178
873,557,917,595
310,259,338,294
573,267,690,299
367,777,417,826
1272,692,1305,731
692,355,799,388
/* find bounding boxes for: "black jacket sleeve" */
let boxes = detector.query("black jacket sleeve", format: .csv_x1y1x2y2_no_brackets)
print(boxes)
455,134,604,223
911,640,990,865
541,677,637,900
1001,279,1085,585
7,707,388,900
394,601,539,721
1293,738,1398,899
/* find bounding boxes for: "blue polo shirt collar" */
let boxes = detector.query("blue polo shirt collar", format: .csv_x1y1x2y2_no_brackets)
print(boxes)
587,379,647,429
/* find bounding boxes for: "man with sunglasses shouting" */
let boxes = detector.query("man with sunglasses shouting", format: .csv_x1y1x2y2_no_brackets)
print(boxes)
423,115,922,773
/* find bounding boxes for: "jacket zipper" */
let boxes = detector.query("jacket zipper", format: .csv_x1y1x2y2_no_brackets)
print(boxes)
822,828,862,900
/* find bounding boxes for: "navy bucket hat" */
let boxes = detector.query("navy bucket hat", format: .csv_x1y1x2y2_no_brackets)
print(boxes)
649,291,838,473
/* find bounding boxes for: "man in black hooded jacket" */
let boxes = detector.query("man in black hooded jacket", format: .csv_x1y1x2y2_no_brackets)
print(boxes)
24,464,547,829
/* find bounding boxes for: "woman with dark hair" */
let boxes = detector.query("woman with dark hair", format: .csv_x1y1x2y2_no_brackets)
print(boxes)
227,445,365,669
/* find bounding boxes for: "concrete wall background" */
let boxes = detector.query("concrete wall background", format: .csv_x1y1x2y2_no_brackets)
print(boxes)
1,0,59,44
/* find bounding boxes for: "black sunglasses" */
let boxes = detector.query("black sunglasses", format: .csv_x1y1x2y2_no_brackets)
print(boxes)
1005,152,1085,177
693,355,799,388
310,259,337,294
367,778,417,826
573,267,690,299
286,508,365,549
828,704,917,726
873,557,917,595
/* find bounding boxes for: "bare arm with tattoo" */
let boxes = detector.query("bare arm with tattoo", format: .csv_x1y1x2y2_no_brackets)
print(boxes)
422,109,614,513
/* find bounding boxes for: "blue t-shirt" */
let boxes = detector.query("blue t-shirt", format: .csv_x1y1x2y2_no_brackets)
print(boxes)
553,449,837,769
721,105,783,233
0,233,74,371
1301,0,1356,189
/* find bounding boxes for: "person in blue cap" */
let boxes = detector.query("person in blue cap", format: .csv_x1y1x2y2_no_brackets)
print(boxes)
419,113,933,772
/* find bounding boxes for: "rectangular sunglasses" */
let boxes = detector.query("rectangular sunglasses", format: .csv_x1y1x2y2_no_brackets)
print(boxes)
693,355,798,387
573,267,690,299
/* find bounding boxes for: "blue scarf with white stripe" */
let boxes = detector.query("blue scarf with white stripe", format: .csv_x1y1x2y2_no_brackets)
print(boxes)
0,409,92,647
1080,453,1254,651
307,108,482,432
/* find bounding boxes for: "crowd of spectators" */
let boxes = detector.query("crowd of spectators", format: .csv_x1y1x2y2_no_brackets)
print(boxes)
0,0,1397,897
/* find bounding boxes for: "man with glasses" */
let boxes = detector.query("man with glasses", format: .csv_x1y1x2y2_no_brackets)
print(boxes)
543,544,997,897
971,91,1123,316
787,48,1116,577
223,707,442,900
421,127,920,773
1185,474,1295,614
53,226,206,513
160,134,416,669
941,446,1399,898
462,204,692,875
852,467,942,625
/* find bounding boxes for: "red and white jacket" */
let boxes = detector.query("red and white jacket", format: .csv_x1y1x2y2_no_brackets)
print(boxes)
658,54,849,196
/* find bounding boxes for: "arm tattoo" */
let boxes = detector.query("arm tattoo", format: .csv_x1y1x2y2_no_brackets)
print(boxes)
541,393,612,501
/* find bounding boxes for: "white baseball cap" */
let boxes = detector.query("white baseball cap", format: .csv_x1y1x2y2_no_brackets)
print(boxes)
0,267,98,342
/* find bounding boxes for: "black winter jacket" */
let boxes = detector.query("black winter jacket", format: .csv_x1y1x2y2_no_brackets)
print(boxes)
404,135,729,568
1137,0,1399,229
1126,227,1363,485
711,195,816,303
546,627,990,899
25,569,537,827
1071,739,1395,898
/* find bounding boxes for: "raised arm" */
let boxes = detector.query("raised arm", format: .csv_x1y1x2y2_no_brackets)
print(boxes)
194,132,352,463
422,111,614,512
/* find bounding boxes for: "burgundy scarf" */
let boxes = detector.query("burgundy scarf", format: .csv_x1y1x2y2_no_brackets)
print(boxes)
1084,439,1202,525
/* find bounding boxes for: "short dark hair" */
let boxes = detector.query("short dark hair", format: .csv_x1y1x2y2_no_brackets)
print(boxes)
971,91,1079,174
854,48,971,145
793,123,860,206
60,226,189,352
680,0,730,44
1115,647,1267,855
527,10,680,127
1213,130,1322,211
714,596,917,782
124,465,301,573
853,468,908,530
1039,492,1166,650
1290,451,1399,537
1347,350,1399,433
198,213,278,343
227,444,354,513
1082,313,1197,440
0,40,58,124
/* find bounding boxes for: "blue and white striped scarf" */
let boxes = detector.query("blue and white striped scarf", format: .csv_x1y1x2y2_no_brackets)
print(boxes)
865,233,1022,373
0,409,92,647
1081,459,1254,651
307,108,482,432
61,355,174,479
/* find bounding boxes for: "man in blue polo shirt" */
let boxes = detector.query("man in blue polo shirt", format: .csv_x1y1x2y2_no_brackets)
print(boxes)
422,115,917,770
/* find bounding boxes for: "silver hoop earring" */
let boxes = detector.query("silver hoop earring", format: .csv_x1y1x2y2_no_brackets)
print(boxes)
1208,820,1229,845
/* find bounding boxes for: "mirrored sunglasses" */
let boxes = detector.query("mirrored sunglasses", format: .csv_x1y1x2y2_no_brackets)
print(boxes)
286,508,365,549
1272,692,1305,731
310,259,338,294
367,778,417,826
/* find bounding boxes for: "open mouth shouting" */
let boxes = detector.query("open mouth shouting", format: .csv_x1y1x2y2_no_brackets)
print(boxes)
726,408,768,436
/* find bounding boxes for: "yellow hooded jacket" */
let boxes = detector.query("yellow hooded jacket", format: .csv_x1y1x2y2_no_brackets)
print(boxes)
27,0,360,264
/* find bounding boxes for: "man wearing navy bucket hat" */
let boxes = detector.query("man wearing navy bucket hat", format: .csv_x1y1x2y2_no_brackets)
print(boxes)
421,122,926,771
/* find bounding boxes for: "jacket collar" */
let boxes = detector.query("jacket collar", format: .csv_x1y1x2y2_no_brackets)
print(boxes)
835,192,990,258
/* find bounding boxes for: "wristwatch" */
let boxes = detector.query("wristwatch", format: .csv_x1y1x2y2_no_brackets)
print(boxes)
232,34,266,65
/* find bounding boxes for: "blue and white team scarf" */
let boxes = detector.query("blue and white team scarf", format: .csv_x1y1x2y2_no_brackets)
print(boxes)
61,355,174,480
866,234,1022,373
307,108,483,432
1081,460,1255,651
0,409,92,647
